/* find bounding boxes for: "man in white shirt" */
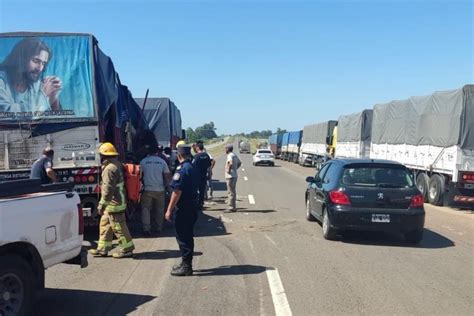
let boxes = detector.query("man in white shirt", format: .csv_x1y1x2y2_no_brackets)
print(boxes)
140,145,171,235
224,144,241,212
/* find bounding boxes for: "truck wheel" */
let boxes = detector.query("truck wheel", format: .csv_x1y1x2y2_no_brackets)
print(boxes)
82,197,99,227
0,255,35,316
416,173,430,202
428,174,445,206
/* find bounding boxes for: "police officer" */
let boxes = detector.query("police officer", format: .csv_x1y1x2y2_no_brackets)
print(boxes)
165,142,199,276
192,140,212,211
89,142,135,259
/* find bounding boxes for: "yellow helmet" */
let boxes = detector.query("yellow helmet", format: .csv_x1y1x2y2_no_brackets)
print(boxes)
176,140,187,147
99,142,119,156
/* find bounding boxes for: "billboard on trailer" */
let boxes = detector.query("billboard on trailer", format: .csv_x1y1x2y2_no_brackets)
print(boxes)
0,34,95,123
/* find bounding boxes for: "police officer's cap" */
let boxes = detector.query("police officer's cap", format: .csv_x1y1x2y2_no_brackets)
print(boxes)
177,145,192,155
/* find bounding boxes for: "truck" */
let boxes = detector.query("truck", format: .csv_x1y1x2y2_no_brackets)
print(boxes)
0,179,87,314
280,131,302,162
0,32,150,224
268,133,284,158
335,110,373,159
370,85,474,208
135,97,183,149
298,121,337,168
239,140,251,154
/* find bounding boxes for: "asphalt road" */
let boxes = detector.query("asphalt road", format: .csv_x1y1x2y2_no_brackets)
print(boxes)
40,146,474,315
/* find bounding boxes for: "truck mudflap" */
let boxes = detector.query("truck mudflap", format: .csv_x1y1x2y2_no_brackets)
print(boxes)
64,247,88,268
445,182,474,209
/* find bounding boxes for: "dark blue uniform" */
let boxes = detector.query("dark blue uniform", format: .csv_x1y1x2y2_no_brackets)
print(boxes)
170,159,199,265
192,151,212,209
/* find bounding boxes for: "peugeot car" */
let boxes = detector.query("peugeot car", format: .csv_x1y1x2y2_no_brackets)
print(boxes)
305,159,425,243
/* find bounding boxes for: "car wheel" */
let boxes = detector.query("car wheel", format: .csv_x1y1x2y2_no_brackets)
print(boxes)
322,210,337,240
0,255,35,316
416,173,430,202
405,230,424,244
428,174,445,206
271,162,275,167
306,198,316,221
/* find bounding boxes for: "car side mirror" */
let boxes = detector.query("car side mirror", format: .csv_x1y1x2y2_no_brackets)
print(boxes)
306,176,315,183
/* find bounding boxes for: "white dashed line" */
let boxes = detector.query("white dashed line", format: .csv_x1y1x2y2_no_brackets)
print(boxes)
248,194,256,204
266,267,292,316
244,176,248,181
242,168,245,171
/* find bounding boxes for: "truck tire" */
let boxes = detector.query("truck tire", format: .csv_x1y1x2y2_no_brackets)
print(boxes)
0,255,35,316
428,174,445,206
82,196,99,227
416,173,430,202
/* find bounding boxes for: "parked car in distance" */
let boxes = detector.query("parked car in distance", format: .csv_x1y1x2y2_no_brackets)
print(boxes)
305,159,425,243
253,149,275,166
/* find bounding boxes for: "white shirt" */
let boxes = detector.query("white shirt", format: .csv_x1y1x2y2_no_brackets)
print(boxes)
225,152,240,179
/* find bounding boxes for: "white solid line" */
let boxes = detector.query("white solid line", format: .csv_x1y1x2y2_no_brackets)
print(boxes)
248,194,256,204
266,268,292,316
244,176,248,181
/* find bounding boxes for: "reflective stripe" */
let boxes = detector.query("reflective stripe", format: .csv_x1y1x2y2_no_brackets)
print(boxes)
118,236,134,250
98,240,112,250
104,182,127,213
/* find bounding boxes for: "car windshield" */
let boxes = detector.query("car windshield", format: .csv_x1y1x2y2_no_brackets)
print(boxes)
341,165,414,188
258,150,272,154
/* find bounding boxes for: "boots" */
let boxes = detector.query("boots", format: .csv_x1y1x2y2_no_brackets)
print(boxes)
113,250,133,259
171,261,193,276
89,249,108,257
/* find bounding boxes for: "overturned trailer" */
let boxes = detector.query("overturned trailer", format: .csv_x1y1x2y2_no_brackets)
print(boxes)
370,85,474,208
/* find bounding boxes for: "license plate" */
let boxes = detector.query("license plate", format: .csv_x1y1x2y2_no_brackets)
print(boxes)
372,214,390,223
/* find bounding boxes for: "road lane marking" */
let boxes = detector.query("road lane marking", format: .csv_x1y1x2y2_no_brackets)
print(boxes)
248,194,256,204
264,233,278,247
242,168,245,171
266,267,292,316
244,176,248,181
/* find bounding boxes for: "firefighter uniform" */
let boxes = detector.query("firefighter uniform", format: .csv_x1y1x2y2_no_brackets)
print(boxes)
90,143,135,258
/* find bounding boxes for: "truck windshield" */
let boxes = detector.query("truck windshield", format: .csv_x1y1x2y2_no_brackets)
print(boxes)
341,165,414,188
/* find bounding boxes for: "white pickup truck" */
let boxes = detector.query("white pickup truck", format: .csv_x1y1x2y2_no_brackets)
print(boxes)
0,179,87,315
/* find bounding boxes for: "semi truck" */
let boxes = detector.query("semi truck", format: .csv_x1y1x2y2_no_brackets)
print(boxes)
370,85,474,208
335,110,373,159
0,32,151,224
268,133,283,158
281,131,302,162
298,120,337,168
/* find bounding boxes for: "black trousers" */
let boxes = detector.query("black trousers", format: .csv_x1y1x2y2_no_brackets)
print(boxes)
197,180,207,208
175,208,198,264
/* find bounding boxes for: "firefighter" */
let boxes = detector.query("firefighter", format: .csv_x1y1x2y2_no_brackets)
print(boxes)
89,142,135,259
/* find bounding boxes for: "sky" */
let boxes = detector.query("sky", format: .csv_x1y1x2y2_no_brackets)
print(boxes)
0,0,472,135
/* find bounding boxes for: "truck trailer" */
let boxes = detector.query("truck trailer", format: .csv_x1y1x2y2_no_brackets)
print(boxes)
335,110,373,159
281,131,302,162
0,32,151,223
370,85,474,208
268,133,283,158
299,120,337,168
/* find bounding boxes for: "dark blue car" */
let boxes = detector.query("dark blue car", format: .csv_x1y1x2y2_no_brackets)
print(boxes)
305,159,425,243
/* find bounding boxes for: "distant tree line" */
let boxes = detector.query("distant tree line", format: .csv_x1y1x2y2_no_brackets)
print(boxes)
235,127,287,139
186,121,218,143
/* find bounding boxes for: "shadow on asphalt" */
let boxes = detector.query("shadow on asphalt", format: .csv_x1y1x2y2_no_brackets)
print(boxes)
38,288,155,315
133,250,203,260
340,228,455,249
240,209,276,213
83,212,230,252
253,164,281,168
209,180,227,191
193,264,267,276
